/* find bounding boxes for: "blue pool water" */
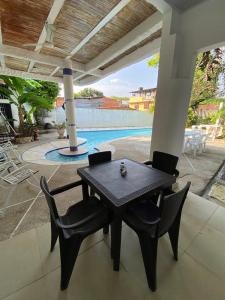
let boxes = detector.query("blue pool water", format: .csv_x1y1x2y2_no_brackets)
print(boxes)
45,128,153,162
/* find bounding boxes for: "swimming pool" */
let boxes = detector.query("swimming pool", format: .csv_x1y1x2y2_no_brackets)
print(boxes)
45,127,153,162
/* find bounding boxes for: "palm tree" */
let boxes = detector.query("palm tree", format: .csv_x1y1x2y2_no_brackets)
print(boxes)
0,76,53,129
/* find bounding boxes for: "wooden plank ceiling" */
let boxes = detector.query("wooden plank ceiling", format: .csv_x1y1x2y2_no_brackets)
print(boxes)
0,0,160,81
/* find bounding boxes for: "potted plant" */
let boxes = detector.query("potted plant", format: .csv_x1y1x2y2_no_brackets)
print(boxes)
15,123,35,144
56,122,66,139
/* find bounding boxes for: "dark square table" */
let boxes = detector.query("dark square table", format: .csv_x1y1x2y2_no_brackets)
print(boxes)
77,158,176,270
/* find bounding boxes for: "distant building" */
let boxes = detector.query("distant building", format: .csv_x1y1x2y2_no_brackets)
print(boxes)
129,87,157,111
98,97,130,110
196,103,220,117
55,96,130,110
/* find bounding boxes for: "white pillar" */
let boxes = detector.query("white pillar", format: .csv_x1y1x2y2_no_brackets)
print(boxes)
63,59,77,151
150,9,196,158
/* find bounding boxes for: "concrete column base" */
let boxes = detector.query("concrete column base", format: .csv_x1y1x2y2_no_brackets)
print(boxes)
59,147,88,157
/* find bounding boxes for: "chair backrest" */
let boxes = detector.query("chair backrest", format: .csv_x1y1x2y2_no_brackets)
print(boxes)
40,176,59,225
152,151,178,175
0,146,7,162
88,151,112,166
157,182,191,237
190,130,203,145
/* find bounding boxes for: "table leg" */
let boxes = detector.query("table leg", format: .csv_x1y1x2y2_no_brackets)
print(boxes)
111,216,122,271
82,182,89,201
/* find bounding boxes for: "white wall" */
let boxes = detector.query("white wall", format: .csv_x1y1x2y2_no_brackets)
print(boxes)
0,99,19,127
54,107,153,128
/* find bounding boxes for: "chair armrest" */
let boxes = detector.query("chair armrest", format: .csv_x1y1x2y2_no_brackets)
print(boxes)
50,180,83,195
56,207,104,229
174,169,179,178
143,160,153,166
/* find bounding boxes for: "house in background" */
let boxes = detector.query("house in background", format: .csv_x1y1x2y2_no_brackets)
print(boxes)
196,103,220,117
98,97,130,110
129,87,157,111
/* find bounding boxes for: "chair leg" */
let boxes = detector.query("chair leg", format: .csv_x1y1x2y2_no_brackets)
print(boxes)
103,225,109,234
50,216,58,252
59,236,82,290
138,233,158,292
150,193,159,205
168,214,181,261
110,224,114,259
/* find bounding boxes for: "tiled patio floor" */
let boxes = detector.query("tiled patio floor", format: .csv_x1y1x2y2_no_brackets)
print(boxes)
1,192,225,300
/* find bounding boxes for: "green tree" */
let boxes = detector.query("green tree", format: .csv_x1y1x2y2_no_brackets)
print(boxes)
148,53,160,68
35,80,59,104
191,49,225,109
0,76,56,128
148,49,225,112
31,80,59,124
74,88,103,98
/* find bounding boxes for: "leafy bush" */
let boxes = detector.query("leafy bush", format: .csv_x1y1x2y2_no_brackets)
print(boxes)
149,103,155,113
196,115,214,125
186,108,198,127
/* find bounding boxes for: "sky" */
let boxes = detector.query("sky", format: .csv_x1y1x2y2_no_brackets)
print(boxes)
73,56,159,97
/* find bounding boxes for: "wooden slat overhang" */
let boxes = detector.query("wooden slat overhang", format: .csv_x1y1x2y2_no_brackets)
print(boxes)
0,0,162,84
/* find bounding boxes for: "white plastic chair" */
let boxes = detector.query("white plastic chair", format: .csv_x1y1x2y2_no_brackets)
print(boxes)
201,133,209,152
0,142,21,173
0,141,21,163
185,130,204,157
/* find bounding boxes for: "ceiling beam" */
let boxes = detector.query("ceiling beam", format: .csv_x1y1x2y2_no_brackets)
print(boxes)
67,0,130,59
50,66,60,76
145,0,171,13
0,21,5,69
0,67,62,83
28,0,66,72
76,37,161,86
75,11,162,81
0,44,65,68
0,44,102,77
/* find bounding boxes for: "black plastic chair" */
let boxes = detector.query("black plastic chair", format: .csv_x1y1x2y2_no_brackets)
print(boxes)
88,151,112,234
88,151,112,166
144,151,179,177
123,182,191,291
40,176,110,290
144,151,179,202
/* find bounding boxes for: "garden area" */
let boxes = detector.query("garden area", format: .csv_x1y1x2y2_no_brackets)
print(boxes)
0,76,60,144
